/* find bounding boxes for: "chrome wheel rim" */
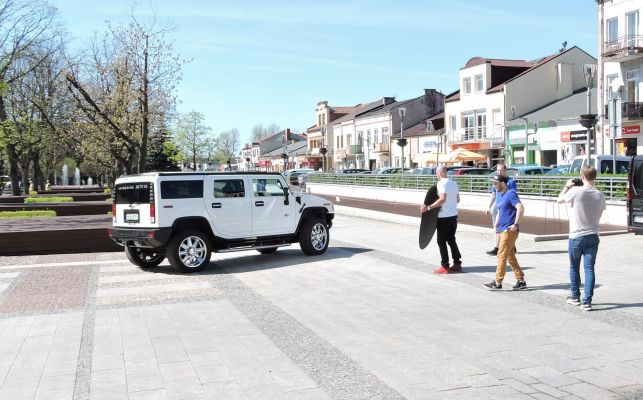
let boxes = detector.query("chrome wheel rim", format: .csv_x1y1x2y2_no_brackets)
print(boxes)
178,236,207,268
311,223,327,251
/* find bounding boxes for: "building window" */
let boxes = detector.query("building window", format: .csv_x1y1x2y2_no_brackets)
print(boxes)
367,129,371,147
347,134,352,146
475,74,484,92
462,113,475,140
449,115,457,131
381,127,388,144
463,77,472,94
607,17,618,44
374,128,379,144
627,11,639,46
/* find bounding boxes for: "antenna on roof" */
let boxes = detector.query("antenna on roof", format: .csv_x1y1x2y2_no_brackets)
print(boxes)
559,41,567,53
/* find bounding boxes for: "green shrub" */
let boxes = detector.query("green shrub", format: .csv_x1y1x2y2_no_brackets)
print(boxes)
0,210,56,218
28,190,38,196
24,196,73,204
103,188,111,194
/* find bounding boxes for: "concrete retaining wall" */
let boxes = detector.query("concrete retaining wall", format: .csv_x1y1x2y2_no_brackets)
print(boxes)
307,183,627,227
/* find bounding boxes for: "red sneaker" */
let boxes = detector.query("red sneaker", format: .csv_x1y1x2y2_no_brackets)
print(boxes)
450,263,462,272
433,266,450,274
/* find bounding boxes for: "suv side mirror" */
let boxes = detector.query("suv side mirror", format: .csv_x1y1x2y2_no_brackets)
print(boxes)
282,187,290,205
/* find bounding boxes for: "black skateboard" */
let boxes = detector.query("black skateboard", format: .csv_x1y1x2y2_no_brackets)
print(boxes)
419,207,440,249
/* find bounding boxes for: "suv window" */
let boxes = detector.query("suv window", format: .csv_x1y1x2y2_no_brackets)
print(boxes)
116,183,151,204
213,179,245,198
253,178,285,196
599,160,629,174
161,180,203,199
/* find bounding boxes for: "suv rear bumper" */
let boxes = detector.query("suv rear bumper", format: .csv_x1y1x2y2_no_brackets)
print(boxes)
109,227,172,248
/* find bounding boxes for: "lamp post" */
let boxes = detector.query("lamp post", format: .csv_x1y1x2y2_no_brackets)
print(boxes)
245,157,251,171
583,64,597,166
517,117,529,164
396,107,407,169
281,137,288,172
320,125,327,172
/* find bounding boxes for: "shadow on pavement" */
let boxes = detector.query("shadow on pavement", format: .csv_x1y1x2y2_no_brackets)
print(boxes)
462,265,533,273
593,302,643,311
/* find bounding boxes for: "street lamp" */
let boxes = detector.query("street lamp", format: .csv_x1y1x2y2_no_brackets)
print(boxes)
245,157,251,171
583,64,597,166
319,125,327,172
396,107,407,169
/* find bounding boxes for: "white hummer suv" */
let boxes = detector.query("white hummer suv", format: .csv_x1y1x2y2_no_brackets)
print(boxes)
109,172,334,272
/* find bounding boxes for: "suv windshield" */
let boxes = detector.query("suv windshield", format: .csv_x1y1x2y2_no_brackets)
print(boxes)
115,183,151,204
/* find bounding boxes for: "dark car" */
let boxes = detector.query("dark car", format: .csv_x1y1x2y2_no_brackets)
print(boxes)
545,165,571,175
338,168,368,174
448,167,492,176
628,155,643,234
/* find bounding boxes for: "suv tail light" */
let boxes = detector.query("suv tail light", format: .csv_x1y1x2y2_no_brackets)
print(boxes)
112,191,116,222
149,183,156,223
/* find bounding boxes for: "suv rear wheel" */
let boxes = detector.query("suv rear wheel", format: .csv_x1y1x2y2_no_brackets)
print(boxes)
167,230,211,273
298,218,329,255
124,246,165,268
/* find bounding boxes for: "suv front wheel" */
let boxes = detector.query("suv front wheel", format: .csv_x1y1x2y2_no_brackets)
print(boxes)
167,230,212,273
298,218,329,255
124,246,165,269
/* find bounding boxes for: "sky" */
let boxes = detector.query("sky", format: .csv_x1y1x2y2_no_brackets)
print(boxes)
54,0,598,144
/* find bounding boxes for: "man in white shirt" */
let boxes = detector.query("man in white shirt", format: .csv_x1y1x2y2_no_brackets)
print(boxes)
421,166,461,274
557,165,606,311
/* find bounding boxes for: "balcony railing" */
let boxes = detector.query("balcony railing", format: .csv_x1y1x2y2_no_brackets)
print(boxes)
622,102,643,119
603,35,643,60
447,127,488,143
348,145,363,155
373,143,389,152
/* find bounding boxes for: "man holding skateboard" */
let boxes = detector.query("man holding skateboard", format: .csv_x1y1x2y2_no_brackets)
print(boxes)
420,166,462,274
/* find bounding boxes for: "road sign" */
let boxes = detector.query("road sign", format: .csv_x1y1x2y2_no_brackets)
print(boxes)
608,98,622,139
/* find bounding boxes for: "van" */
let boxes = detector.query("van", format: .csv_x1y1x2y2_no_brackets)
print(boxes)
569,155,631,175
628,155,643,234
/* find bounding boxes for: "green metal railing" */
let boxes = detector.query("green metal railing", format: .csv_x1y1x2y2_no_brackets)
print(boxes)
307,173,628,201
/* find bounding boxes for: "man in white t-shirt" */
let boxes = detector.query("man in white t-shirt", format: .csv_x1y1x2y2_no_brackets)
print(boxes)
557,165,606,311
422,166,461,274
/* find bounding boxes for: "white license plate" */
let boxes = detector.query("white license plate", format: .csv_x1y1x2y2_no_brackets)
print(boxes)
124,211,139,222
635,215,643,224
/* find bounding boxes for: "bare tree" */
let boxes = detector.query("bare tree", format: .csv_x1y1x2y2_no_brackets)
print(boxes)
251,123,280,142
217,128,241,169
66,6,185,175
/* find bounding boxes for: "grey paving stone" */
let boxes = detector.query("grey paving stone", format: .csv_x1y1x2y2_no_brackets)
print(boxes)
126,372,165,393
127,388,168,400
559,382,623,400
195,365,234,384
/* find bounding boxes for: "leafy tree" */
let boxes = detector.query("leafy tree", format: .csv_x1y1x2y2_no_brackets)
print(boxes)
173,111,212,171
0,0,60,194
146,123,180,171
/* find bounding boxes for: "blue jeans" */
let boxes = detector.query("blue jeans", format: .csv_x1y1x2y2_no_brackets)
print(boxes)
568,234,600,305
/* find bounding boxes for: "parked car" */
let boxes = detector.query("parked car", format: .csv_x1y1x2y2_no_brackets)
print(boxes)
628,155,643,234
411,167,437,175
545,164,571,175
448,167,493,176
337,168,368,174
377,167,411,174
504,165,553,176
569,155,631,175
297,171,320,189
283,168,315,185
359,168,381,174
109,172,334,272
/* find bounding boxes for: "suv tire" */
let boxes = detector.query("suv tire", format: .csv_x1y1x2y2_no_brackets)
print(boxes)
125,246,165,269
167,229,211,273
298,218,329,255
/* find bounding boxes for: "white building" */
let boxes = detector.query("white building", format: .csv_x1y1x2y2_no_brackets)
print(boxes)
599,0,643,157
445,47,596,166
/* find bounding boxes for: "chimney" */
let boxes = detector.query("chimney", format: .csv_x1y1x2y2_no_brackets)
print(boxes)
383,97,395,105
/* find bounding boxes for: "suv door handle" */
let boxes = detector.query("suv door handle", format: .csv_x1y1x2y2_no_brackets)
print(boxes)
212,202,222,208
255,201,264,206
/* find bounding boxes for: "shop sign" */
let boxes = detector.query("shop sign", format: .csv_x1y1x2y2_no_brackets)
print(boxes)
623,125,641,135
560,130,587,142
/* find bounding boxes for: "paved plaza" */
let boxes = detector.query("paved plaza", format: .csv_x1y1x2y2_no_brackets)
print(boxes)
0,208,643,399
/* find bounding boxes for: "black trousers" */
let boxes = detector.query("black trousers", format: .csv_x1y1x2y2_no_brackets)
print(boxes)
437,216,461,267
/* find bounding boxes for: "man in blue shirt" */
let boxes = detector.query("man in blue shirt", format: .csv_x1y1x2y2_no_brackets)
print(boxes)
485,163,517,255
483,175,527,291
